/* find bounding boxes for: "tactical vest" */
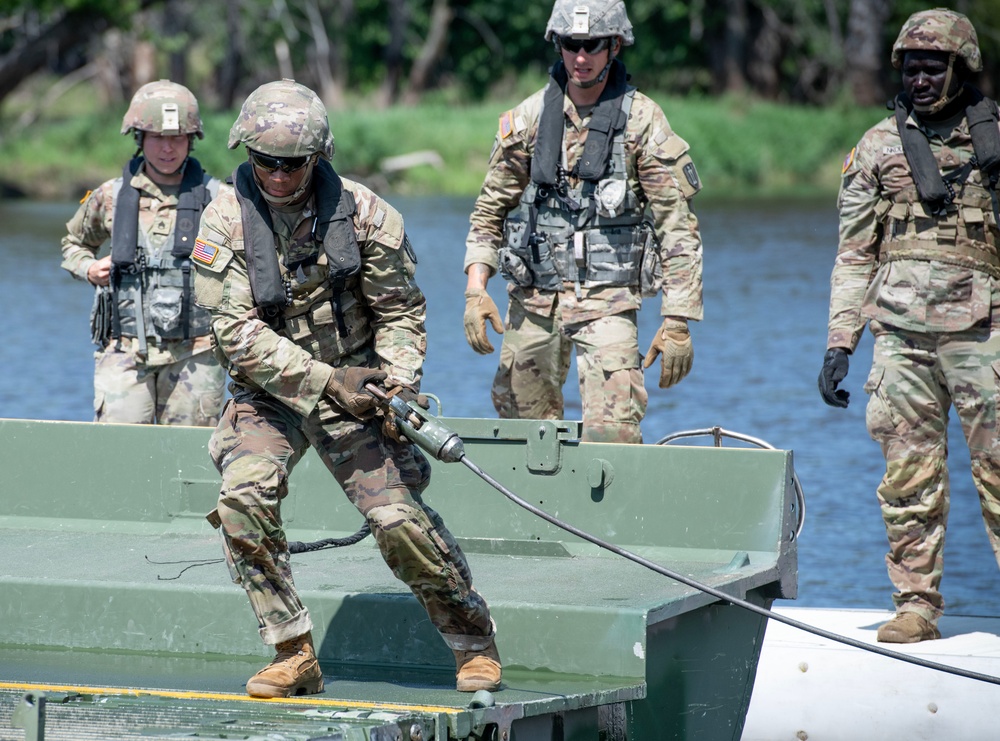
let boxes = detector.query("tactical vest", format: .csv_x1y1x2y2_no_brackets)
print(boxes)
109,157,218,350
233,159,372,363
499,60,650,292
878,90,1000,279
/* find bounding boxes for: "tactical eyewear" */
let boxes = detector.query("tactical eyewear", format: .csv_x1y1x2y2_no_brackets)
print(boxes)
559,37,611,55
248,149,311,174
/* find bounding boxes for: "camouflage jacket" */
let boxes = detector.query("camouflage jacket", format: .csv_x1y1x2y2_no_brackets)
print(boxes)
192,175,426,417
828,110,1000,350
60,164,219,365
465,86,704,324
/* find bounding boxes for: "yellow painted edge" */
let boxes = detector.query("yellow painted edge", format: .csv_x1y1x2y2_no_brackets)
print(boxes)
0,681,461,715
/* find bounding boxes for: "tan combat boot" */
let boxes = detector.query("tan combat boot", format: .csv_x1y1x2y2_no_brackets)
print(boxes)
454,640,502,692
876,612,941,644
246,632,325,698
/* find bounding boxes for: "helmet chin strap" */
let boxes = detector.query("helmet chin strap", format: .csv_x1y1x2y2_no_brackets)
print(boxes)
573,56,615,89
912,52,959,115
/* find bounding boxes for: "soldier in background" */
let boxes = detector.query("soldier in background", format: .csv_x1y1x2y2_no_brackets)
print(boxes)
462,0,704,444
192,80,501,698
819,9,1000,643
60,80,226,425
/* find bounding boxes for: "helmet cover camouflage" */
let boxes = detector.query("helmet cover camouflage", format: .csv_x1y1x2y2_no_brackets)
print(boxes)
545,0,634,46
228,79,335,159
121,79,203,138
891,8,981,72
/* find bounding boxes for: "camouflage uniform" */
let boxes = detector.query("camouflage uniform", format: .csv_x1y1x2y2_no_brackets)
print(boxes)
465,2,703,445
61,81,225,426
827,10,1000,624
193,81,494,652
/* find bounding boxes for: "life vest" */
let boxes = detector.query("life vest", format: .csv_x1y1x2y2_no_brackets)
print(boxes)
109,157,218,349
233,159,372,361
499,60,651,292
877,89,1000,279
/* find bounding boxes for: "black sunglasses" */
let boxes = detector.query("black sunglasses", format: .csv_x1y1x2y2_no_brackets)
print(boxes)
559,37,611,54
248,148,311,174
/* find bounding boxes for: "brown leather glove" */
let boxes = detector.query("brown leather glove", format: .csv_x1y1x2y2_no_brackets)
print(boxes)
463,288,504,354
642,317,694,389
325,366,387,418
380,386,430,442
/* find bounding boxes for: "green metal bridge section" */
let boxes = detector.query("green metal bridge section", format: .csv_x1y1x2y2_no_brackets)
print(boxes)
0,416,798,740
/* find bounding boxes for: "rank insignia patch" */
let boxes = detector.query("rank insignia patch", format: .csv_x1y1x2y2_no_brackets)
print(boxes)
500,111,514,139
192,238,220,266
842,147,856,174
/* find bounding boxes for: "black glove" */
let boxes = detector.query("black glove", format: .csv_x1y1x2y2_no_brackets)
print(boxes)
818,348,850,408
381,386,430,442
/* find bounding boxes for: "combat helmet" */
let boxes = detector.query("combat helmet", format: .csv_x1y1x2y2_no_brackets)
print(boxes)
228,79,335,159
121,79,203,138
545,0,634,46
891,7,981,72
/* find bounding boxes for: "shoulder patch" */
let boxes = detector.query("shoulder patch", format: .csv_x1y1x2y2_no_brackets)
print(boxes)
842,147,856,174
192,238,222,267
499,111,515,139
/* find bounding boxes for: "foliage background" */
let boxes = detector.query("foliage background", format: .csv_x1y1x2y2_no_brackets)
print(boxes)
2,0,998,199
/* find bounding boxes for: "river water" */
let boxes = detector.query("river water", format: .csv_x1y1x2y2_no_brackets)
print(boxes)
2,195,998,617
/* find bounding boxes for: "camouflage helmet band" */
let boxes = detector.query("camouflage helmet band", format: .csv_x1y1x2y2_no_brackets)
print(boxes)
228,79,335,160
545,0,634,46
891,8,982,73
120,79,204,138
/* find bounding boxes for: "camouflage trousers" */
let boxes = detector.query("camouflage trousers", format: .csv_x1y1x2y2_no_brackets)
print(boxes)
208,387,493,646
865,320,1000,622
93,343,225,426
491,301,648,444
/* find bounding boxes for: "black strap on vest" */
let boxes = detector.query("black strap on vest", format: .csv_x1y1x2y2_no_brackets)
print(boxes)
530,59,630,186
234,159,362,336
893,89,1000,216
172,158,207,258
110,157,207,267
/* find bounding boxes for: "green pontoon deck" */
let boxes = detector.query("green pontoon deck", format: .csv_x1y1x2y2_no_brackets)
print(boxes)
0,415,798,740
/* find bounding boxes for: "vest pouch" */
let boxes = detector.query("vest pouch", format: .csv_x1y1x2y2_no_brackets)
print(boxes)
582,226,645,288
148,286,184,334
594,179,628,218
497,247,534,288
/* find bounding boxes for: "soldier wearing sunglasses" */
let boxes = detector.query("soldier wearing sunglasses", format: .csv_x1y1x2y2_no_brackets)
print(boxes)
463,0,704,444
190,79,501,699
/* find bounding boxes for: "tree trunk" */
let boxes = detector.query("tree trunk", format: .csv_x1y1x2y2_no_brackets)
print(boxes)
845,0,891,106
163,0,188,85
0,8,111,108
377,0,409,108
403,0,452,105
722,0,748,94
215,0,244,109
747,5,782,99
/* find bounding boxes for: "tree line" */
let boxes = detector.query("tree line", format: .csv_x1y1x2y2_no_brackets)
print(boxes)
3,0,1000,118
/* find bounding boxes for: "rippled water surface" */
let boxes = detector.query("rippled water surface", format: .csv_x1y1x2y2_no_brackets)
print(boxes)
2,195,997,616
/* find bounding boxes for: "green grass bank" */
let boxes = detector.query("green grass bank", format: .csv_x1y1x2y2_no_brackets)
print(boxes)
0,82,887,202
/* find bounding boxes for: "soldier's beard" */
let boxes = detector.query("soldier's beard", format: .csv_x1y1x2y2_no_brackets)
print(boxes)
255,159,317,209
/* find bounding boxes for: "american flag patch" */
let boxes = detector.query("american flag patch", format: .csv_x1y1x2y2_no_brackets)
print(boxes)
191,238,220,266
499,111,514,139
